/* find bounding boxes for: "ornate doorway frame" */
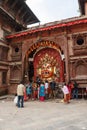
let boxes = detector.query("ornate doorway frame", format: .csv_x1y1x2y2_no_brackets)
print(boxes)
24,40,65,82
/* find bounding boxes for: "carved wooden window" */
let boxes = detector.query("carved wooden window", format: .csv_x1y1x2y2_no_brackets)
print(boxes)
75,59,87,78
12,45,21,55
15,47,19,52
72,34,85,46
12,45,21,61
10,66,21,81
76,37,84,46
2,71,7,84
76,64,87,76
2,48,8,61
72,34,87,55
0,46,8,61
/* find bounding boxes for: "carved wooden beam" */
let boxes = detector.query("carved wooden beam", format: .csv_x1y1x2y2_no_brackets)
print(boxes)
4,0,9,5
21,11,28,19
16,6,24,16
0,0,3,5
11,0,18,8
24,16,32,23
15,6,25,23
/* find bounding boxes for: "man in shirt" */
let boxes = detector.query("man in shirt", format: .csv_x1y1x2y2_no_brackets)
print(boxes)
17,81,25,108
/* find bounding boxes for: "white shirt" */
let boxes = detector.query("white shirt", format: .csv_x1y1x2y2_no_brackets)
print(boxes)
45,82,49,89
62,85,69,94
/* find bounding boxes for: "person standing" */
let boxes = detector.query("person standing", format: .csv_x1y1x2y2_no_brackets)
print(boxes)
50,79,56,99
39,82,45,101
26,81,32,99
36,75,41,86
45,80,49,100
67,81,74,100
72,81,79,99
17,81,25,108
62,83,70,103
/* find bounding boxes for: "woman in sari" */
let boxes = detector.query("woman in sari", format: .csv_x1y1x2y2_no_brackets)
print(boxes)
39,82,45,101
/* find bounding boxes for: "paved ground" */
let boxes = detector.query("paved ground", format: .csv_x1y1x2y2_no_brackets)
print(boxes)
0,98,87,130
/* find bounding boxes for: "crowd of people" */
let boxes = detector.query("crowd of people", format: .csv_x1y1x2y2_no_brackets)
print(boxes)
24,78,57,101
14,77,80,108
14,77,57,108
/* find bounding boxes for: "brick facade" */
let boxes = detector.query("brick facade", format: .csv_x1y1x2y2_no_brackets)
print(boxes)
0,0,87,95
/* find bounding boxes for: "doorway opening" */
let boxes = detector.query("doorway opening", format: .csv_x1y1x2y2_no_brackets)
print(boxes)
28,61,34,82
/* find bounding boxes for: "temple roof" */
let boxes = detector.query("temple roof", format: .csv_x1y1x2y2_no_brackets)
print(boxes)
6,16,87,39
0,0,39,28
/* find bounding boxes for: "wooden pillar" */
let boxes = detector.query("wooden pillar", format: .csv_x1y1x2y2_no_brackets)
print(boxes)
24,53,29,82
64,35,70,83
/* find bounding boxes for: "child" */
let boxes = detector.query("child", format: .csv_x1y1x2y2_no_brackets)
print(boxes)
14,94,18,106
